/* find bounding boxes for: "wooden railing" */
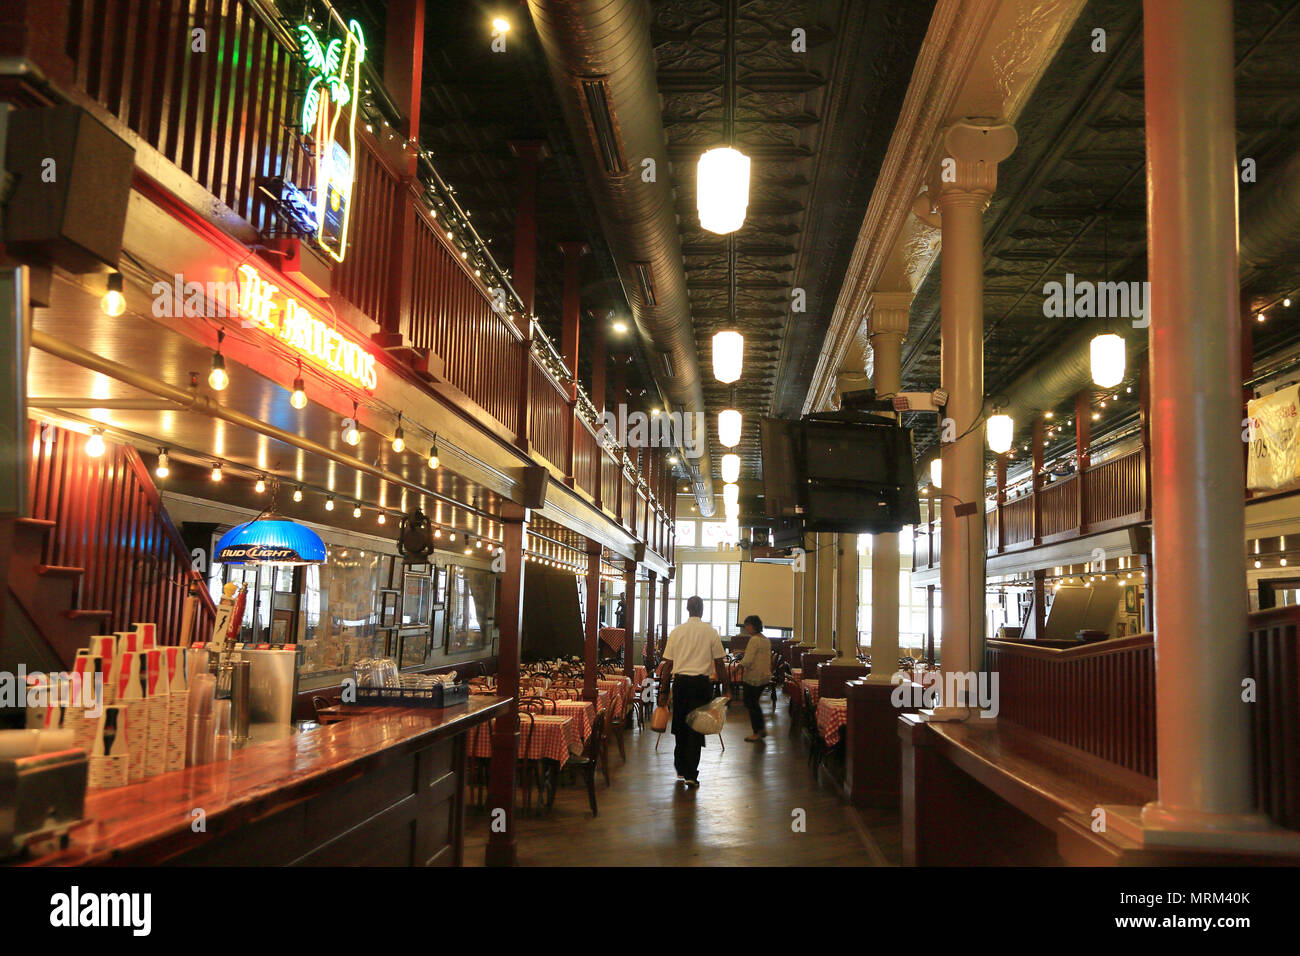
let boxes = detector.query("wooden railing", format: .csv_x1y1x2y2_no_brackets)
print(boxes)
12,0,678,565
25,423,217,643
917,449,1147,568
528,356,571,473
987,635,1156,778
1249,606,1300,831
572,419,601,500
1002,496,1034,547
1039,476,1079,539
1085,450,1146,529
406,214,525,436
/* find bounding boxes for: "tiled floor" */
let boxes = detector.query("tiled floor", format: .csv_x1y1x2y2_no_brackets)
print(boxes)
464,694,901,866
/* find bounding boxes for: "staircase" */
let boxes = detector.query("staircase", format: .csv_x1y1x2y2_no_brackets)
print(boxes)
7,423,216,669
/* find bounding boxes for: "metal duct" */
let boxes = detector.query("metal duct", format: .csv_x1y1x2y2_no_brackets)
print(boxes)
915,144,1300,480
527,0,716,516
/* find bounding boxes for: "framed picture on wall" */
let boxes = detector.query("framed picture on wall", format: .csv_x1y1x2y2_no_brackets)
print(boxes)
1124,585,1138,613
434,566,447,609
379,590,399,628
445,565,496,654
1127,614,1142,635
403,571,432,626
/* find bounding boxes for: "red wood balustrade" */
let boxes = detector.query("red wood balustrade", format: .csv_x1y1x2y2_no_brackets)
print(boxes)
572,420,601,499
1249,605,1300,831
1084,449,1146,530
1038,475,1079,540
528,357,572,473
23,423,217,659
1001,496,1034,548
986,634,1156,779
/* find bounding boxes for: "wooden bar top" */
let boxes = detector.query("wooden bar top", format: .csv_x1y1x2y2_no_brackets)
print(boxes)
22,696,509,866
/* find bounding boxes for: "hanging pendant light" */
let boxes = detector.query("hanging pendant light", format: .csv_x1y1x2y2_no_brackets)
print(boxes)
930,458,942,489
102,272,126,317
720,453,740,484
1090,333,1126,388
290,359,307,409
718,409,742,448
208,329,229,391
722,482,739,508
986,412,1014,454
391,412,405,453
215,512,326,565
697,147,751,234
712,331,744,384
154,448,169,478
342,401,360,446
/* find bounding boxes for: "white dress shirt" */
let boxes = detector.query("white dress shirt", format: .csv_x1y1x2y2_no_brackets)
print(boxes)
663,616,725,677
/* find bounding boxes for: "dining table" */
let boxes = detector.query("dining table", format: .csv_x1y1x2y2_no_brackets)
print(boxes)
816,697,848,747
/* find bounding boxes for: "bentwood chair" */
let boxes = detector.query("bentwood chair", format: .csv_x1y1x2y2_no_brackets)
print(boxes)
767,653,792,712
597,690,618,784
517,712,539,814
548,708,605,816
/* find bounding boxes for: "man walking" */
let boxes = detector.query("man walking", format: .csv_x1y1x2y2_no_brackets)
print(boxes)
660,595,728,787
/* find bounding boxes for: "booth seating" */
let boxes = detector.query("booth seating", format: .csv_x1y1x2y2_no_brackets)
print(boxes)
900,621,1300,865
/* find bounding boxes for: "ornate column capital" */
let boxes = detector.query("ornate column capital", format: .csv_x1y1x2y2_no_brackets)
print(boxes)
867,291,913,340
926,118,1018,208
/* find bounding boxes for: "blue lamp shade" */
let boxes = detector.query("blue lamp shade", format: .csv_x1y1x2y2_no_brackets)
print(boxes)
215,516,327,565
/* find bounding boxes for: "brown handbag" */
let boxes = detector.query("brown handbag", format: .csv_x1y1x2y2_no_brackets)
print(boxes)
651,693,670,732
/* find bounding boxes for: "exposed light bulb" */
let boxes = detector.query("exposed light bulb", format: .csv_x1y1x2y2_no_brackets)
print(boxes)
325,497,335,511
208,353,228,391
293,487,303,503
392,416,405,453
353,505,362,518
428,443,440,469
290,376,307,409
102,272,126,317
255,477,266,493
378,512,387,525
155,448,169,478
211,462,222,481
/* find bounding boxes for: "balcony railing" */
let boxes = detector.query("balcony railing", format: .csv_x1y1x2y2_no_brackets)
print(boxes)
916,448,1148,569
10,0,679,562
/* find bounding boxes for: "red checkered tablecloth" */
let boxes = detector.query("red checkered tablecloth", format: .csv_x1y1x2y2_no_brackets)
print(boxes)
816,698,848,747
803,679,821,705
599,627,626,652
551,699,596,741
597,677,630,717
468,714,580,762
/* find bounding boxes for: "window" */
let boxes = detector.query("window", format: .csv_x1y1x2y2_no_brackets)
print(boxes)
666,562,740,634
674,519,697,548
699,521,739,547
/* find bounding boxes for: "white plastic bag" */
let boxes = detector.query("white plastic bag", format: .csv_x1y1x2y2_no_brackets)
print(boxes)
685,696,728,735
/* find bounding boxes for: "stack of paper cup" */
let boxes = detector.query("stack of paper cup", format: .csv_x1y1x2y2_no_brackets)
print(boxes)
115,651,147,782
142,647,169,777
70,651,103,754
89,705,130,789
91,636,118,705
133,622,157,651
164,646,189,772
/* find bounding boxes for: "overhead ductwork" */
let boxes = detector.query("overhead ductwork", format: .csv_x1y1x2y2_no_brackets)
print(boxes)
915,144,1300,482
527,0,716,516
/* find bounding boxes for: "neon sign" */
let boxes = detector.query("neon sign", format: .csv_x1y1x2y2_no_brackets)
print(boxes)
295,18,366,263
238,264,378,390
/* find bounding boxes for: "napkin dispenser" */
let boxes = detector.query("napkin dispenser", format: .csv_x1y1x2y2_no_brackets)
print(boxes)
0,748,88,859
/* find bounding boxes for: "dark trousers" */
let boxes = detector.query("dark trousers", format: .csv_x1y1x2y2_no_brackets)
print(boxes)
670,674,713,781
742,683,765,734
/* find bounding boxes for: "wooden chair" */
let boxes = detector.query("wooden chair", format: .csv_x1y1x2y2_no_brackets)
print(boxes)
519,695,557,714
546,708,605,816
517,712,539,814
597,689,618,783
766,653,792,712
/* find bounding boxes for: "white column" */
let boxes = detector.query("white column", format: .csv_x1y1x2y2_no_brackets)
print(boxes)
930,121,1015,718
1119,0,1270,844
835,534,858,658
865,292,910,683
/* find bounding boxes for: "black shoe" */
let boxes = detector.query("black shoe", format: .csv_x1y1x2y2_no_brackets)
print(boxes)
684,778,700,789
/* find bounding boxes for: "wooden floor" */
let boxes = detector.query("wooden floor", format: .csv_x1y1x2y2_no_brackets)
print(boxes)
464,695,901,866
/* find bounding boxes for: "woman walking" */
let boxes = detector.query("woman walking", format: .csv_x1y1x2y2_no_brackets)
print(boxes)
738,615,771,741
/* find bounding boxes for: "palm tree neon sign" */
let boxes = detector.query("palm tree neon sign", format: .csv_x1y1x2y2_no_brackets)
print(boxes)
295,18,366,264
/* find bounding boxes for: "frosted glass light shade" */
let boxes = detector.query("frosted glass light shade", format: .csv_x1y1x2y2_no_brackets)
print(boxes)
722,482,739,508
724,499,739,520
697,147,751,235
718,409,742,447
1090,333,1126,388
930,458,942,489
712,331,744,384
720,453,741,484
986,413,1014,454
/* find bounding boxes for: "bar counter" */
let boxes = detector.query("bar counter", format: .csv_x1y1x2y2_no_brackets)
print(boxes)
23,696,509,866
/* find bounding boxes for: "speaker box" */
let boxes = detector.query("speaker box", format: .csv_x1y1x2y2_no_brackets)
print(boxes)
3,106,134,273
